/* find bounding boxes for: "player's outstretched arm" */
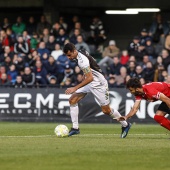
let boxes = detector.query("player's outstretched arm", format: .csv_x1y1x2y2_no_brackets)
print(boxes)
118,100,141,121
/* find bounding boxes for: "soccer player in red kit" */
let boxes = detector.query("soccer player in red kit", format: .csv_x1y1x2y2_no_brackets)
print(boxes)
118,77,170,131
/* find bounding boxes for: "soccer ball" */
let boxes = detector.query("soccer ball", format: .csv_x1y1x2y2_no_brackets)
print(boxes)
54,124,69,137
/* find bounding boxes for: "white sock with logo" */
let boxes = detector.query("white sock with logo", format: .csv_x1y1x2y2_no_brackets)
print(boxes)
70,104,79,129
109,109,128,127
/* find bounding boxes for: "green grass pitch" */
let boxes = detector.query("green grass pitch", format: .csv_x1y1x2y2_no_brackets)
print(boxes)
0,122,170,170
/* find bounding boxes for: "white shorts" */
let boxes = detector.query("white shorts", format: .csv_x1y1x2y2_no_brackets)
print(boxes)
75,82,110,106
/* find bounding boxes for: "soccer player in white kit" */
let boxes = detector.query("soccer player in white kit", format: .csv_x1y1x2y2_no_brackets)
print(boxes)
63,43,131,138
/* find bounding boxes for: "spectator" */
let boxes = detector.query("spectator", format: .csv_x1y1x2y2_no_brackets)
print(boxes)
14,35,29,56
43,55,58,81
3,56,12,71
161,70,168,82
125,75,131,83
22,30,31,46
12,16,26,35
114,66,127,87
108,56,122,77
39,28,49,43
14,55,25,74
57,54,70,74
144,37,156,63
98,40,120,74
46,34,56,52
133,45,146,63
0,46,14,63
22,67,35,87
143,61,154,83
149,13,170,43
25,50,40,68
69,22,87,41
33,60,48,86
51,22,62,38
60,77,73,87
99,40,120,64
60,64,75,86
26,16,37,36
56,53,71,79
134,65,144,79
30,32,39,52
141,55,150,69
154,55,165,82
127,61,136,78
74,73,84,86
89,16,107,51
128,36,140,56
56,28,69,48
108,76,117,88
0,30,11,50
72,65,83,83
140,28,151,46
37,41,50,59
6,28,16,51
48,75,59,87
12,75,26,88
69,15,79,32
128,55,137,63
69,28,81,44
0,65,10,79
36,15,51,36
51,43,63,60
1,17,11,30
161,49,170,73
41,52,49,62
7,64,18,83
75,35,90,53
0,73,11,86
120,50,130,66
59,16,68,32
139,77,146,85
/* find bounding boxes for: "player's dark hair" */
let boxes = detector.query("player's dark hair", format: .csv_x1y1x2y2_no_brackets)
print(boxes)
63,43,76,53
126,77,142,89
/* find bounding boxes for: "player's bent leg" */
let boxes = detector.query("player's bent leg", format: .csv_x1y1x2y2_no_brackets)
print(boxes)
154,111,170,131
101,105,131,138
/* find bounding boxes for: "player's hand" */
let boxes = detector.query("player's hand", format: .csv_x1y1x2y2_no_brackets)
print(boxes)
117,116,127,121
65,87,77,94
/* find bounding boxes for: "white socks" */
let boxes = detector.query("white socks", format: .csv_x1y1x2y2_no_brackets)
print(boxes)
70,104,128,128
70,104,79,129
109,109,128,127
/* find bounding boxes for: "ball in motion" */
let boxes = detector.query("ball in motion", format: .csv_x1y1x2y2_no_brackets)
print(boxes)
54,124,69,137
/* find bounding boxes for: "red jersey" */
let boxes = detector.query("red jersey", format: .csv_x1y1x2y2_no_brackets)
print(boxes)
135,82,170,101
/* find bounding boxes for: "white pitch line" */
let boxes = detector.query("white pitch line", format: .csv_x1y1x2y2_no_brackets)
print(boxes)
0,134,168,138
80,134,168,136
0,135,54,138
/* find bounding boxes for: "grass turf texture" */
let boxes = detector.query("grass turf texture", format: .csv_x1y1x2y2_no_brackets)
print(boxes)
0,122,170,170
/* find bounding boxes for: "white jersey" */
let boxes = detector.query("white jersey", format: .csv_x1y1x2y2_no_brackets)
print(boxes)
76,50,107,88
75,50,110,106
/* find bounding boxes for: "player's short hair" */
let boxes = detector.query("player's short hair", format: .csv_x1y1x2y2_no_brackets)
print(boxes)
126,77,142,89
63,43,76,53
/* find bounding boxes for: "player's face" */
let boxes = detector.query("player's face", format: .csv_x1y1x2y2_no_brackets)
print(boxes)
128,87,142,96
65,50,77,60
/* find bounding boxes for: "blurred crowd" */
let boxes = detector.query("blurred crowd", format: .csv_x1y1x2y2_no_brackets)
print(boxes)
0,13,170,88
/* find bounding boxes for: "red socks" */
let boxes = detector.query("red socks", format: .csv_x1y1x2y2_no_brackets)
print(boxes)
154,115,170,131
